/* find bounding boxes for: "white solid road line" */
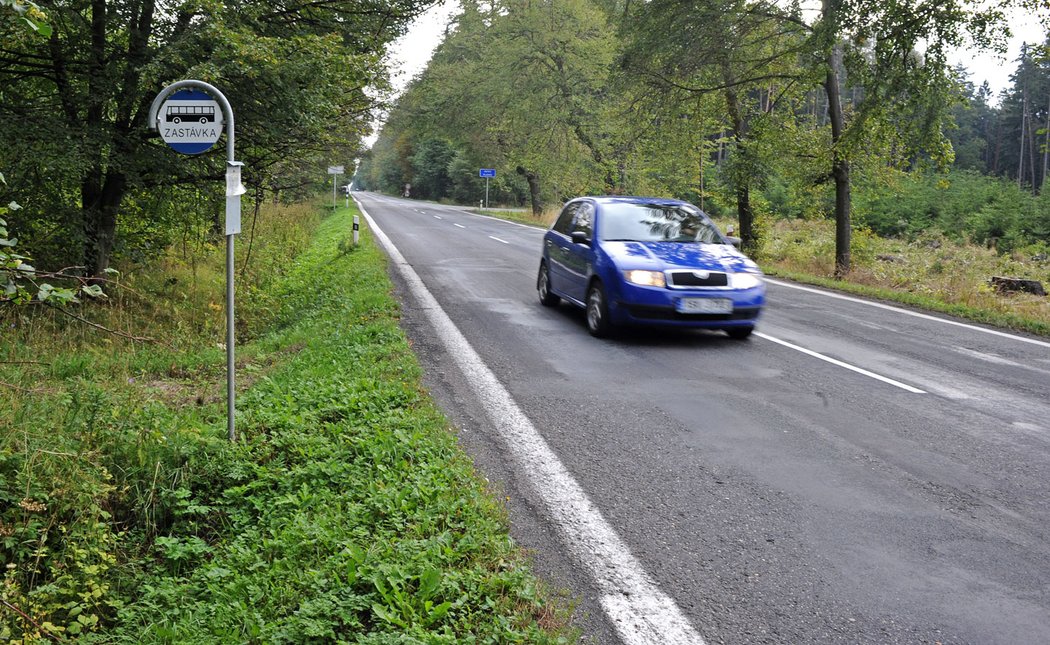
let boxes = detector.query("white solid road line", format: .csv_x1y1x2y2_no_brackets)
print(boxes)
355,197,707,645
755,332,926,393
766,278,1050,349
456,207,546,231
489,236,509,244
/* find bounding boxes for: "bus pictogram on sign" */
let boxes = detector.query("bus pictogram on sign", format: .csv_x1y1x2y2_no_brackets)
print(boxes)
166,104,216,124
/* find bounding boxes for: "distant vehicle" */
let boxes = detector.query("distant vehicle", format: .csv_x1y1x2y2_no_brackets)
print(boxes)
537,196,765,338
165,105,216,124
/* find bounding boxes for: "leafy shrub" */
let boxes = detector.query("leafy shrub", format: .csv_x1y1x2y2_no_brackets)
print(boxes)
853,169,1048,252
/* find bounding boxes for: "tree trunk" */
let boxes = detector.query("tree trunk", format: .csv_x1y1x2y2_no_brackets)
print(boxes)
1018,93,1027,188
516,166,542,216
824,41,851,277
81,170,127,277
76,0,133,277
1042,91,1049,194
724,83,756,251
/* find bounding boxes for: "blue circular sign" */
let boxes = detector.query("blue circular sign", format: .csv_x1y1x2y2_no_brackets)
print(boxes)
158,89,224,155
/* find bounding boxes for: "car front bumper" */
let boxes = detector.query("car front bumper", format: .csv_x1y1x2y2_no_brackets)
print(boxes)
610,282,766,328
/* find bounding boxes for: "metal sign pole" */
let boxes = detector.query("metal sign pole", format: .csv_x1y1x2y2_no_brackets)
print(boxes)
485,177,489,209
149,80,240,442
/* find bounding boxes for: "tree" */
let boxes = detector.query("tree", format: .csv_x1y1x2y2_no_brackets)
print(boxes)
0,0,436,276
996,39,1050,192
946,70,996,172
410,137,456,200
620,0,810,251
799,0,1011,275
374,0,621,214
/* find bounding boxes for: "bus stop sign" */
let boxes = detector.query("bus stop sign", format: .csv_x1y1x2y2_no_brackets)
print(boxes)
158,89,224,155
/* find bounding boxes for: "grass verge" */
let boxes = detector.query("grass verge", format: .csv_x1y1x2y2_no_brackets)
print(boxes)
2,204,575,643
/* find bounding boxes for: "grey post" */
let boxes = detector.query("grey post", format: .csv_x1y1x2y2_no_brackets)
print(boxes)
148,80,239,442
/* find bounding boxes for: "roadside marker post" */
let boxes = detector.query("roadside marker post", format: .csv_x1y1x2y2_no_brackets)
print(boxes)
149,80,243,442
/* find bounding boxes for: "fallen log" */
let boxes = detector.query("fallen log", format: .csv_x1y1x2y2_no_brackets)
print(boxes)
990,276,1046,296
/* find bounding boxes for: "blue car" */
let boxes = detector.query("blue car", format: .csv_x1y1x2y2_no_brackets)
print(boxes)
537,196,765,338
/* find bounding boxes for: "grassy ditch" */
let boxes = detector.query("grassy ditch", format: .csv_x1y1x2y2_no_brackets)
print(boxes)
1,204,574,643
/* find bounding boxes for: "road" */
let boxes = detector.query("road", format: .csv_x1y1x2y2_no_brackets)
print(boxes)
352,191,1050,645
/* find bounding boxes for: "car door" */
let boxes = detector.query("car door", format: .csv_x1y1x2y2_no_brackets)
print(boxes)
561,201,596,303
545,202,579,298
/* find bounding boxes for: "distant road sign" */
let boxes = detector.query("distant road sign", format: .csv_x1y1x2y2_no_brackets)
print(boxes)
328,165,345,174
479,168,496,178
158,89,223,155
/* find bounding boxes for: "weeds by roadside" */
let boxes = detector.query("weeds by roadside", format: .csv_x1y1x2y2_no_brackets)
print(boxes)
1,202,575,642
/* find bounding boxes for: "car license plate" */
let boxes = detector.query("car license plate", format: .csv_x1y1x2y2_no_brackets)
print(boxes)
676,297,732,314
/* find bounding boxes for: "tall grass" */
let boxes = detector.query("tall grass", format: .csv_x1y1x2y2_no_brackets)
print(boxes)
1,199,574,642
752,218,1050,334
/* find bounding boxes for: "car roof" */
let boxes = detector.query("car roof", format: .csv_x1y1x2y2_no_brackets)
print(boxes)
572,196,696,208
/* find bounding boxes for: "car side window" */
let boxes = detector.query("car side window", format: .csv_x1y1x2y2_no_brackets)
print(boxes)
572,203,594,238
552,204,578,234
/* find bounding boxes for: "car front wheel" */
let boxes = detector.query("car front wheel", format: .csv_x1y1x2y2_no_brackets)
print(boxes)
537,263,559,307
586,281,612,337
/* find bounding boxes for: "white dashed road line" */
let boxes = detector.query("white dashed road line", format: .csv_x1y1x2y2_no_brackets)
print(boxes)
489,236,509,244
355,197,707,645
453,223,466,229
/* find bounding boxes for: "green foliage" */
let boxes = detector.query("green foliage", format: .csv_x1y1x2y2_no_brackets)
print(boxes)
0,0,432,276
1,204,573,643
853,169,1049,251
369,0,621,210
2,204,114,307
0,0,50,37
410,138,457,201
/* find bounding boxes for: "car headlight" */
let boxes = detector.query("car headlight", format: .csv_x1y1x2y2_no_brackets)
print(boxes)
729,272,763,289
623,270,666,287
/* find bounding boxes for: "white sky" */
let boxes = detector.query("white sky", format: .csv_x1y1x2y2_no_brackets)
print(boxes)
385,1,1049,103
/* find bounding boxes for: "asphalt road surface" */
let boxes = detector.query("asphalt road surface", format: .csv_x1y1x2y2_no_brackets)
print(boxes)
352,192,1050,645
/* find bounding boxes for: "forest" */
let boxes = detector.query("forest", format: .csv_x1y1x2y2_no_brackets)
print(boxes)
361,0,1050,276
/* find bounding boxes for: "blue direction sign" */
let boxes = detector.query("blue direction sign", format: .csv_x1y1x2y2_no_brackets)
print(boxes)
158,89,224,155
479,168,496,178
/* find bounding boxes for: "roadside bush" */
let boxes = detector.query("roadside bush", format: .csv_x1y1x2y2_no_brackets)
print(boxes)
854,169,1047,252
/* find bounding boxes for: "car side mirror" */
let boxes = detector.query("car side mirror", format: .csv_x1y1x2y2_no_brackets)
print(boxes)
571,231,591,246
725,236,742,249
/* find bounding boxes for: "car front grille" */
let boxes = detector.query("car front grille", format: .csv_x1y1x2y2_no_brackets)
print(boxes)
667,270,728,288
626,306,760,322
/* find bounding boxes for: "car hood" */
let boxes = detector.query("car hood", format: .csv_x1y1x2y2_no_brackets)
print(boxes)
603,241,759,273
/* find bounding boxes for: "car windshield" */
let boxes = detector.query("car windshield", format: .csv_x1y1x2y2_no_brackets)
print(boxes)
598,203,723,243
